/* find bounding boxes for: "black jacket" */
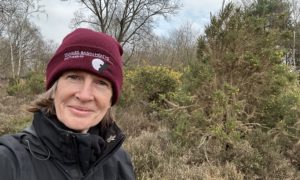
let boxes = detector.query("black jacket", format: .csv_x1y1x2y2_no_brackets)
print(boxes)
0,110,135,180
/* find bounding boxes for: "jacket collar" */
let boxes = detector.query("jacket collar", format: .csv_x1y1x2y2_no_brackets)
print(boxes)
23,110,125,174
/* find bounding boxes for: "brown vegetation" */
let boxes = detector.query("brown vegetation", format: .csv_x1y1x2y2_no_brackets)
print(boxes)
0,80,31,135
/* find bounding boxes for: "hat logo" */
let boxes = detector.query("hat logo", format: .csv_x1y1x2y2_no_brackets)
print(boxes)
92,58,109,72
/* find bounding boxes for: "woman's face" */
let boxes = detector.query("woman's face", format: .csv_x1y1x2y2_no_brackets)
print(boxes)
54,70,112,133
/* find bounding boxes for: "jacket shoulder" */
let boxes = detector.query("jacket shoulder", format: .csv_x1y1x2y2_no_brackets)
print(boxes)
0,135,21,180
0,134,35,180
104,148,135,180
113,148,132,160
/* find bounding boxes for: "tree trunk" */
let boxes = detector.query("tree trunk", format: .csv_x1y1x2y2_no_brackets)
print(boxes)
17,47,22,78
9,40,15,79
293,30,296,68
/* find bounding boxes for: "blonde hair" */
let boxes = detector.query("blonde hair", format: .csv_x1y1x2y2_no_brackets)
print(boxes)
27,81,57,114
27,81,113,128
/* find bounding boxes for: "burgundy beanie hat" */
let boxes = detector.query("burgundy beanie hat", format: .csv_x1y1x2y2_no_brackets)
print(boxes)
46,28,123,106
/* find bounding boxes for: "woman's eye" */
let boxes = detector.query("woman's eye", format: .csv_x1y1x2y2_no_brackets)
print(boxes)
67,74,80,80
96,80,109,86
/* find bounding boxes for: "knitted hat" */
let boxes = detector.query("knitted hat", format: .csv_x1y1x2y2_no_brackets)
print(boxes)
46,28,123,105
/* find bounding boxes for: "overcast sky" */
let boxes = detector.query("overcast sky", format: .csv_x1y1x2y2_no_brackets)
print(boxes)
31,0,224,44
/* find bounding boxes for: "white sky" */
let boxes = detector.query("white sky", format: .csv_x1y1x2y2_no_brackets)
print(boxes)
31,0,224,44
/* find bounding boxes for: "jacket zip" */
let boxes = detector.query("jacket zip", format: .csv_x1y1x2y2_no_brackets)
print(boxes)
83,133,125,179
72,134,84,179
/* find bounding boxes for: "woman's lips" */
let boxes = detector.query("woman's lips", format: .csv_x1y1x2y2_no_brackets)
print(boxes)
68,105,94,116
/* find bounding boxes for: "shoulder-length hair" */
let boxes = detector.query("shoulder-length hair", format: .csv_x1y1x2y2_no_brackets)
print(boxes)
27,81,113,129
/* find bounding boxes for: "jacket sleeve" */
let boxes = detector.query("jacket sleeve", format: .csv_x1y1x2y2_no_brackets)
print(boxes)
116,148,136,180
0,146,18,180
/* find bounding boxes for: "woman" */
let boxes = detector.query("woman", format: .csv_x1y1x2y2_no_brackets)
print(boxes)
0,28,135,180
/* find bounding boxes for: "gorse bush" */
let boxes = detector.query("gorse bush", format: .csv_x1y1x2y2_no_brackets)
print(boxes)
159,2,300,179
119,66,190,124
119,66,185,117
124,2,300,179
117,4,300,177
126,66,182,102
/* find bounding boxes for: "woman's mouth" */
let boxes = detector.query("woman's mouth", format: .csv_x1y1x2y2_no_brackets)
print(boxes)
68,106,93,116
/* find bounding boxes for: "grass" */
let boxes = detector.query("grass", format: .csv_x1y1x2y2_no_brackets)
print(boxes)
0,80,32,135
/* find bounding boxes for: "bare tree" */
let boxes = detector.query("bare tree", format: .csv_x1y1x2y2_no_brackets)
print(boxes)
14,21,44,76
71,0,181,45
65,0,181,64
166,21,199,67
0,0,18,33
289,0,300,68
129,21,199,68
0,0,43,78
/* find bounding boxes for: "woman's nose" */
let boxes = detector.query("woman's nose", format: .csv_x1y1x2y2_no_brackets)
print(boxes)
75,81,94,101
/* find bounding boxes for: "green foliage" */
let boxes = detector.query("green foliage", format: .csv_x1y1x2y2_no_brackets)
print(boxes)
183,59,213,93
6,72,44,96
117,69,137,106
6,78,27,96
157,2,300,179
119,66,186,119
26,72,45,94
127,66,182,101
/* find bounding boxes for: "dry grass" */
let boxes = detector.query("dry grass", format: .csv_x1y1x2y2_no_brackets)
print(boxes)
116,103,247,180
0,80,32,135
123,126,245,180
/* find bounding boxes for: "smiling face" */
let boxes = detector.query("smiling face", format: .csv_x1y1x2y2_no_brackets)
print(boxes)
54,70,112,133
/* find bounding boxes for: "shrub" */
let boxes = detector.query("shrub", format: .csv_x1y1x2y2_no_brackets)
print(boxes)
126,66,182,102
118,66,186,121
117,70,136,107
26,72,45,94
6,78,28,96
6,72,44,96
